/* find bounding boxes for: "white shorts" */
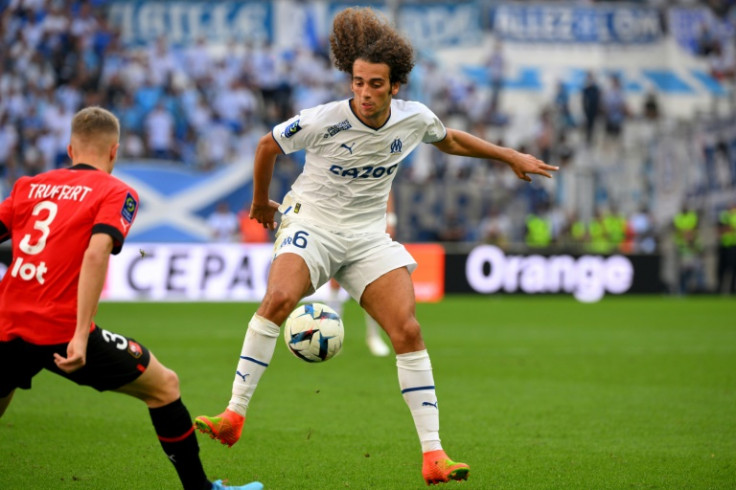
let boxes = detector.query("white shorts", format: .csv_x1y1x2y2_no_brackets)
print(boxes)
272,215,417,302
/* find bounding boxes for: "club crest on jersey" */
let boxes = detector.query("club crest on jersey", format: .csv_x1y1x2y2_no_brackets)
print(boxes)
390,138,403,154
282,119,302,138
121,193,137,223
323,119,352,139
127,340,143,358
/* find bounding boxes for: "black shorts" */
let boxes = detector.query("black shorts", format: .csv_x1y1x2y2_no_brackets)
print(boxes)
0,325,151,398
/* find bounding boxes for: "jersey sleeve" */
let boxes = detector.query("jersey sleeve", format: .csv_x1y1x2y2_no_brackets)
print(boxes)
420,105,447,144
91,184,139,255
271,107,320,155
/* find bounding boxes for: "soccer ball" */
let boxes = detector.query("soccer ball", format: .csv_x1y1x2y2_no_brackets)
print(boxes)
283,303,344,362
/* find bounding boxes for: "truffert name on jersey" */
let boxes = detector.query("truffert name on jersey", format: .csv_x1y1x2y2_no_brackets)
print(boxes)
27,183,94,201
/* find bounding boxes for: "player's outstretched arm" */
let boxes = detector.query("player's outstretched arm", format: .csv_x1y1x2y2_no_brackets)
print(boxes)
54,233,113,373
250,133,284,231
432,128,558,182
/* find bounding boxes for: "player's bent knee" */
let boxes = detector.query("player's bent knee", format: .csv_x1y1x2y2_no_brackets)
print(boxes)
122,356,181,407
152,366,180,406
386,319,424,353
261,288,301,324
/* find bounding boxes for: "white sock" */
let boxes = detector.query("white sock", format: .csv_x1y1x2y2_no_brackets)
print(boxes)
364,312,381,339
227,314,280,416
396,350,442,453
325,285,344,317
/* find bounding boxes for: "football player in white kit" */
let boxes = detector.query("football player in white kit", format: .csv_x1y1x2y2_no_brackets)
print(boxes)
196,7,558,485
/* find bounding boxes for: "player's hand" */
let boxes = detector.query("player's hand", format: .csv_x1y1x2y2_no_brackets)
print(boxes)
54,336,88,373
250,200,281,230
508,151,559,182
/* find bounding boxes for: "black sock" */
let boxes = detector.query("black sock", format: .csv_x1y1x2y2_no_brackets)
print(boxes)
149,398,211,490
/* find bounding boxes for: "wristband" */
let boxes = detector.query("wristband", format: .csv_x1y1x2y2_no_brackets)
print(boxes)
386,212,398,227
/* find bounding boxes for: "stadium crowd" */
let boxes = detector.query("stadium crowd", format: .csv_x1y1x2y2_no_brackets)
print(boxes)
1,0,735,294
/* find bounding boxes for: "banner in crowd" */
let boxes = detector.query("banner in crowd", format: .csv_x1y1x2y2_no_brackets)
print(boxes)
490,4,664,44
109,1,677,48
109,0,483,49
108,1,275,45
327,1,482,48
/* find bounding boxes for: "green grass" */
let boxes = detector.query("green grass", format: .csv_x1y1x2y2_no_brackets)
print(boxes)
1,296,735,489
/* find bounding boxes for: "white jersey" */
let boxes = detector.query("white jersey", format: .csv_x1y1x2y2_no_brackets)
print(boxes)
272,98,446,233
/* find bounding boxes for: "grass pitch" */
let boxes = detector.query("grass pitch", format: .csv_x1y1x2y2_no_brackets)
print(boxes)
1,296,734,489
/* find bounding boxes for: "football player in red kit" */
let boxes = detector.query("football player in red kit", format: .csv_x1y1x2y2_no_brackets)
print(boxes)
0,106,262,490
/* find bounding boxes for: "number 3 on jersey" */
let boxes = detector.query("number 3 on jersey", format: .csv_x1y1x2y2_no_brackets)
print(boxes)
11,200,57,284
19,201,58,255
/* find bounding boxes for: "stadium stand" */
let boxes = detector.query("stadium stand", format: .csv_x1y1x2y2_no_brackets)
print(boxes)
1,0,735,293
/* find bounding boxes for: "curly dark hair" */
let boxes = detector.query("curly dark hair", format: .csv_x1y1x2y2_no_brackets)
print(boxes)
330,7,415,85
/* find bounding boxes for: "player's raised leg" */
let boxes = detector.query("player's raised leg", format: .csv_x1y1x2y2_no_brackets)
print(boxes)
361,267,469,485
325,278,345,317
196,252,312,447
327,278,389,357
364,312,391,356
115,353,263,489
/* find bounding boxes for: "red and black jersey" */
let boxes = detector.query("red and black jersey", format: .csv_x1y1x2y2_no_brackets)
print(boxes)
0,164,138,344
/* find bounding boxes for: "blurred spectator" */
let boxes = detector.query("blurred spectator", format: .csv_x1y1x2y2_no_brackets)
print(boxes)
184,36,213,83
207,201,240,243
534,108,555,165
419,59,450,118
672,205,705,294
41,2,71,50
134,75,163,115
552,80,575,134
479,205,512,248
695,21,719,57
566,212,588,251
144,103,175,159
437,211,469,242
581,71,601,145
212,78,259,131
703,139,732,191
525,207,552,249
602,74,629,142
252,41,290,124
626,206,658,254
70,2,98,41
238,205,271,244
553,133,574,207
642,90,660,121
717,203,736,294
461,82,491,140
0,113,19,188
21,134,46,176
588,207,614,254
485,39,505,122
147,36,179,87
708,40,736,82
603,205,628,252
199,117,232,170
